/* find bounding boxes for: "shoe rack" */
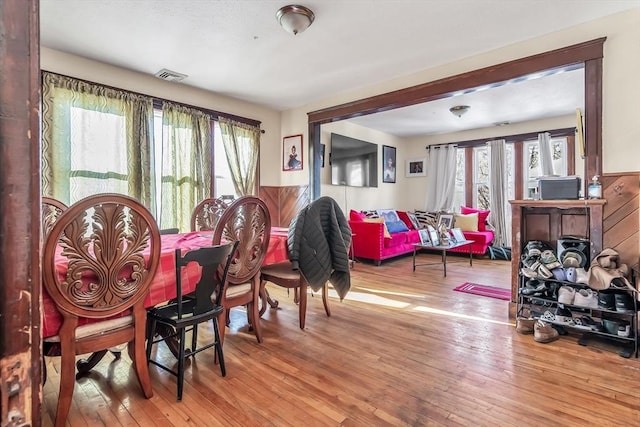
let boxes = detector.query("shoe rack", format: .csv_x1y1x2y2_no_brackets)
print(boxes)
517,244,638,358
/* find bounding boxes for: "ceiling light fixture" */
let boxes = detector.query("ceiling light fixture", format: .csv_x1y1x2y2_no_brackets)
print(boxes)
276,5,315,35
449,105,470,118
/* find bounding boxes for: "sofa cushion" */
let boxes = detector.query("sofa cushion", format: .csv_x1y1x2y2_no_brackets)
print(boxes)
454,213,479,232
460,206,490,231
349,209,366,221
383,230,408,248
376,209,400,223
463,230,494,245
414,210,438,228
361,210,380,219
386,220,409,233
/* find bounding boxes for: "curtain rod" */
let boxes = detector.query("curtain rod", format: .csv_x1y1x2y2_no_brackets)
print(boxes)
428,127,574,149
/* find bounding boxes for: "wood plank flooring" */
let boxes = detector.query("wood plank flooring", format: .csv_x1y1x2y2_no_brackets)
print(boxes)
42,253,640,426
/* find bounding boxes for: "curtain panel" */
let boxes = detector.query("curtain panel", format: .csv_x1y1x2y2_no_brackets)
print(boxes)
488,139,511,247
424,144,457,212
41,72,154,208
218,117,260,196
160,102,211,232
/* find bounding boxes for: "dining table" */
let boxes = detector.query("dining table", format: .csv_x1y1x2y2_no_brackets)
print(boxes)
41,228,290,366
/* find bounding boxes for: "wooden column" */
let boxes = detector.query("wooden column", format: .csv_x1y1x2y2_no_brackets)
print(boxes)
0,1,41,425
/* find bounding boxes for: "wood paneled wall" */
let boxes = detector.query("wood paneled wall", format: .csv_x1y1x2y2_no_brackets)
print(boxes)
260,186,310,227
602,173,640,271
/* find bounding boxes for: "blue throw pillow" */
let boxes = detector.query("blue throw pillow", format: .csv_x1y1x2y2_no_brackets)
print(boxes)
386,220,409,233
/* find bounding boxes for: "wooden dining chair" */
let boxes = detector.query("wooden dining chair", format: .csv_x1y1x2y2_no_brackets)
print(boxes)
190,197,229,231
146,240,238,401
42,194,161,427
41,196,68,238
212,196,271,344
260,263,331,329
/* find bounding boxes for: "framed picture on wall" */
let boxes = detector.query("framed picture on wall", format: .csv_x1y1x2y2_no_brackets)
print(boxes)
406,158,426,177
382,145,396,183
283,134,303,171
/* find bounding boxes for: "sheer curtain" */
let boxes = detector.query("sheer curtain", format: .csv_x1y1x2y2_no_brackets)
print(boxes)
538,132,554,176
218,117,260,196
41,72,154,207
488,139,511,247
425,144,457,211
160,102,211,232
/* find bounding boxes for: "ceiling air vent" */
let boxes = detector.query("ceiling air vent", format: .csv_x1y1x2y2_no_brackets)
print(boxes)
154,68,188,82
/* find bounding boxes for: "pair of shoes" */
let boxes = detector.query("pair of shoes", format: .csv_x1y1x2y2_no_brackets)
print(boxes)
540,250,562,270
534,320,559,343
554,307,574,325
598,291,616,310
574,288,598,308
520,279,547,296
572,315,601,331
557,286,576,304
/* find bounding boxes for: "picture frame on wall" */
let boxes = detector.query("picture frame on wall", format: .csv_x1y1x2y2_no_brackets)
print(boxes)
382,145,396,183
283,134,303,171
406,158,426,177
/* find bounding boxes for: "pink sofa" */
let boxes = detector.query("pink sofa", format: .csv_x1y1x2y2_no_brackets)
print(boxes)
349,209,495,265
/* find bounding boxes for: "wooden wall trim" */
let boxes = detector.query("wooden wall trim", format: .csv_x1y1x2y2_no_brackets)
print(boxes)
0,0,41,425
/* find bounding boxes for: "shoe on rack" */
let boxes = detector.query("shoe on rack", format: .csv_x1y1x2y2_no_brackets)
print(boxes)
520,267,538,279
540,250,561,270
534,320,559,343
554,307,574,324
574,288,599,309
557,286,576,305
572,314,601,331
598,290,616,311
614,292,636,313
520,279,546,296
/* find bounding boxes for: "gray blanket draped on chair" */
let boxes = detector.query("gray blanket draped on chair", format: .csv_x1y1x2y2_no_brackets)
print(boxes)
287,196,352,300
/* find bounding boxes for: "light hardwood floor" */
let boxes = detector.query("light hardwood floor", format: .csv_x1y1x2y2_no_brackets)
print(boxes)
42,253,640,426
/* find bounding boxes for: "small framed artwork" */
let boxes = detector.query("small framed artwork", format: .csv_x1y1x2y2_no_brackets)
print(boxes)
407,212,421,230
419,229,431,245
283,134,303,171
427,225,440,246
406,158,426,177
438,213,454,230
450,227,466,243
382,145,396,183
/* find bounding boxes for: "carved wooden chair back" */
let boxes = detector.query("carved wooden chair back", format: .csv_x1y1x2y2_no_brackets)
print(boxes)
42,193,161,427
42,197,68,238
190,197,229,232
212,196,271,344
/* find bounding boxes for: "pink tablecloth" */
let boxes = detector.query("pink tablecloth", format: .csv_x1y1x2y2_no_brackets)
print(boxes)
41,229,289,338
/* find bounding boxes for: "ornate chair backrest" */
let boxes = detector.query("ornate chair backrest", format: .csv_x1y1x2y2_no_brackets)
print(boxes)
191,197,229,232
212,196,271,286
42,194,161,320
42,197,68,238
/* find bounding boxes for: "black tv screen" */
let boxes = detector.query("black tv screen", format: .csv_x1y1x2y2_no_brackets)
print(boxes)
330,133,378,187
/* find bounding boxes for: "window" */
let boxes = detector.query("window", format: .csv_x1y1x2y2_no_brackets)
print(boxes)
473,146,490,210
454,148,466,209
523,137,568,198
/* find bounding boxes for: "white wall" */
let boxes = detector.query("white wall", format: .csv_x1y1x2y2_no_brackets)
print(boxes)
40,47,284,187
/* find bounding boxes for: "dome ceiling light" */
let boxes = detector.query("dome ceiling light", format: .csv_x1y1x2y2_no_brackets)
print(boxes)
276,5,315,35
450,105,470,118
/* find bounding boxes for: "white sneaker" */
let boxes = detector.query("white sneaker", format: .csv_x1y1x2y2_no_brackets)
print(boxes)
557,286,576,304
573,288,599,309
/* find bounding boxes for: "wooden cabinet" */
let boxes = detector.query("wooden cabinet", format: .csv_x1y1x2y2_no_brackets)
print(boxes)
509,199,606,302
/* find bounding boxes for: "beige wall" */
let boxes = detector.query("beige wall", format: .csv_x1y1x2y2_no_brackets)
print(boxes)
40,48,284,187
285,9,640,201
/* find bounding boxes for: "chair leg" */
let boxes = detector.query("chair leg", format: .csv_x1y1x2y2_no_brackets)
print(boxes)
146,317,157,362
213,318,226,377
133,311,153,399
216,309,227,365
250,277,263,343
191,324,198,356
177,327,186,401
55,344,76,427
322,282,331,317
299,281,308,330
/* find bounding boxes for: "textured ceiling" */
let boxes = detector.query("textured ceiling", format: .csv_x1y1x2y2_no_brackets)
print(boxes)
40,0,638,136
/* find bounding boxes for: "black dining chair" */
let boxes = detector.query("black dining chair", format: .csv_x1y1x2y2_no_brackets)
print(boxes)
146,240,238,401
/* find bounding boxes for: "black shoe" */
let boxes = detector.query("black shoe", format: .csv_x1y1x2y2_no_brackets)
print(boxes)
598,290,616,311
614,292,636,313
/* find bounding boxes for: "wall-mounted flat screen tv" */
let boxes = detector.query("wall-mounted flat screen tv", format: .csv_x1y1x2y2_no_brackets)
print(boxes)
330,133,378,187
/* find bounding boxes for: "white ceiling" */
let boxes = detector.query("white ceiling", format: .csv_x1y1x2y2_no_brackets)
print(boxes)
39,0,639,136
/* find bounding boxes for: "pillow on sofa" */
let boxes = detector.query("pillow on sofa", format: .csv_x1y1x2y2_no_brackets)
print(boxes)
414,210,438,229
386,220,409,233
361,209,380,218
376,209,400,223
350,209,366,222
397,211,417,230
363,217,391,238
454,213,479,232
460,206,490,231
